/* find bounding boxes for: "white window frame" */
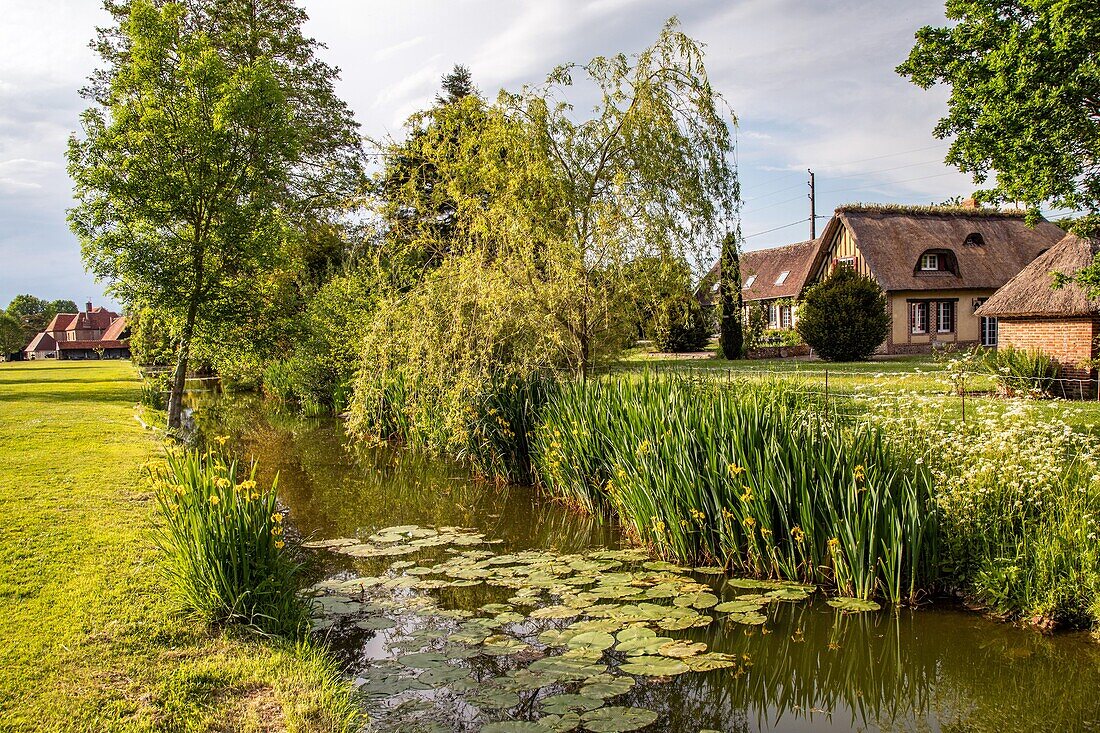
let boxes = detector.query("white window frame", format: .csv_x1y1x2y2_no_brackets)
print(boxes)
937,301,954,333
837,256,855,269
780,305,792,329
981,316,998,347
775,270,789,285
920,253,939,271
768,303,780,329
744,275,756,288
910,302,928,334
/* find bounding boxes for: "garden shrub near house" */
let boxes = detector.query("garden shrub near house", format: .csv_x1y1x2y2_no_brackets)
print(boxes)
983,345,1061,397
653,292,711,352
797,267,889,361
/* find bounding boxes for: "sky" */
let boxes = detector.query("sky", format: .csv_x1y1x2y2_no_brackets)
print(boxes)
0,0,989,309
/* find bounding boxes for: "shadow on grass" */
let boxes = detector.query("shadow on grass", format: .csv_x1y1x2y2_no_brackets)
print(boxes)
0,376,139,386
0,386,140,405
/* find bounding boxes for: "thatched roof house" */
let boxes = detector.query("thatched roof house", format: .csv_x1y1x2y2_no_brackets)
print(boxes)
976,233,1100,384
975,233,1100,319
809,204,1066,354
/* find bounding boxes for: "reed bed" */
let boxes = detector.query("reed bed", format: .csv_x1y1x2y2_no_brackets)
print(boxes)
534,376,936,602
148,446,309,636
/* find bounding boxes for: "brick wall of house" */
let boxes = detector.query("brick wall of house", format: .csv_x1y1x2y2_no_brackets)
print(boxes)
998,317,1098,391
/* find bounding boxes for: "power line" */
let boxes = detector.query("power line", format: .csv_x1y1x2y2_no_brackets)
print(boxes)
743,219,809,240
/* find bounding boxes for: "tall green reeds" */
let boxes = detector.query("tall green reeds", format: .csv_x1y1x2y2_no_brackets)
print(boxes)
149,446,309,636
534,375,936,602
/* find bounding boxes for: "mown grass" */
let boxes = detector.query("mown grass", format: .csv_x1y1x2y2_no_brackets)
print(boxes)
0,361,359,733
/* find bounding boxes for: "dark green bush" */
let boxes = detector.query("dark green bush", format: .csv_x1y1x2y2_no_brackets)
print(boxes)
797,267,889,361
654,293,711,352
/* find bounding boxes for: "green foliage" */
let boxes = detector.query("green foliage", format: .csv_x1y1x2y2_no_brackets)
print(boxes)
271,268,378,413
139,371,172,409
878,403,1100,627
378,19,739,376
128,306,177,366
897,1,1100,216
69,0,364,429
742,302,768,351
149,446,309,637
718,231,744,360
797,268,889,361
347,254,566,466
534,376,936,602
0,311,23,357
983,344,1062,396
653,293,710,353
6,294,69,344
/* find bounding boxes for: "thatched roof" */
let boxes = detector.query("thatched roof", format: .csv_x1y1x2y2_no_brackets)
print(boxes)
975,233,1100,318
700,238,820,304
810,205,1066,292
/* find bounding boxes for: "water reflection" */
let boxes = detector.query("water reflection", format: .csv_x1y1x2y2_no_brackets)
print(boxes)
192,394,1100,732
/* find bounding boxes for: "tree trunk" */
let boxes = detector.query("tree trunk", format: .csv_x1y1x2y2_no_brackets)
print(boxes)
166,300,198,431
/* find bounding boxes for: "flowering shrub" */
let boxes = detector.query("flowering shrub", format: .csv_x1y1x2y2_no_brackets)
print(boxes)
148,443,308,636
861,395,1100,628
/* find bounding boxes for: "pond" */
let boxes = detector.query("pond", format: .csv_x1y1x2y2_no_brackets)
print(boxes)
193,394,1100,733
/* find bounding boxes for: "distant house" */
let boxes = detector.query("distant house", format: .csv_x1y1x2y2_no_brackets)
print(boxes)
806,204,1066,354
701,238,819,330
23,301,131,360
976,233,1100,386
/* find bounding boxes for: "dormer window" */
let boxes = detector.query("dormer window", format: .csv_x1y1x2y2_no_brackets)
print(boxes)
775,271,789,285
915,249,959,276
963,232,985,247
744,275,756,288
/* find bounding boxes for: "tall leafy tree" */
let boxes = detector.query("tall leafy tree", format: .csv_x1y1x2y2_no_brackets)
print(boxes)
898,1,1100,216
5,295,74,344
718,230,743,359
458,18,740,375
69,0,363,429
0,311,24,358
377,69,484,285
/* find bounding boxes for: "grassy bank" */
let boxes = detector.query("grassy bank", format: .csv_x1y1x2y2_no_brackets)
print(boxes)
0,361,357,733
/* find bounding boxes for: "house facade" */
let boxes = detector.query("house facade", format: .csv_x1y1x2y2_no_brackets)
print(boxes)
701,239,818,330
23,302,131,360
976,233,1100,391
805,205,1066,354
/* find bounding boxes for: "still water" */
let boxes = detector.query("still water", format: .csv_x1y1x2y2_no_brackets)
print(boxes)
194,395,1100,733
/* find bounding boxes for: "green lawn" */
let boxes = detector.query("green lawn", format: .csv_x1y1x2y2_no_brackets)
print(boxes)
0,361,356,733
615,346,1100,432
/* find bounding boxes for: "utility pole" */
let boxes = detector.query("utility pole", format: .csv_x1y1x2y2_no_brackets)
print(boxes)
808,169,816,240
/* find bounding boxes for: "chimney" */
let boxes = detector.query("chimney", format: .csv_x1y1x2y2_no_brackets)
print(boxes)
961,197,979,210
86,300,93,312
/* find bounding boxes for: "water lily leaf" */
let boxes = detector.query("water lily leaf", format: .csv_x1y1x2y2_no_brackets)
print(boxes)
657,640,707,658
419,666,472,686
618,655,690,676
529,656,606,682
686,652,739,672
481,723,546,733
580,676,635,699
614,635,673,656
714,600,764,614
483,635,531,656
530,605,579,620
354,617,396,631
568,631,615,653
827,597,881,613
568,619,622,633
693,566,725,575
537,713,583,733
540,693,604,714
471,688,522,709
765,588,810,602
673,592,719,609
615,626,655,643
398,651,451,669
581,706,659,732
727,611,767,625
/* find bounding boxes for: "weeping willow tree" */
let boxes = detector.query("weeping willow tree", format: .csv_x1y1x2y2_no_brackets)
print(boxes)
376,18,740,377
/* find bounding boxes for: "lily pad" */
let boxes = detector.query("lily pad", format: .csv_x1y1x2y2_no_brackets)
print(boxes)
540,693,604,714
568,631,615,653
581,706,660,732
618,655,690,677
827,597,882,613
